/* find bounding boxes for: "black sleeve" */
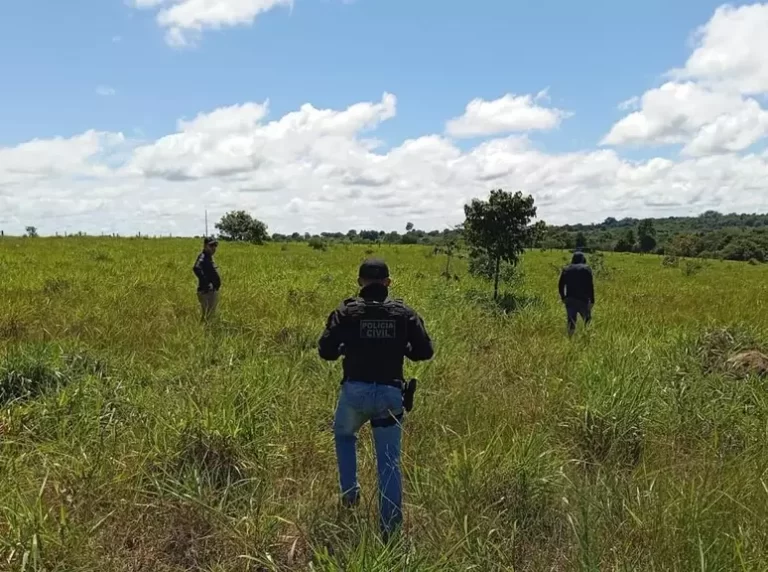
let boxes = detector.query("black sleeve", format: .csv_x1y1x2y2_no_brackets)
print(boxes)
318,306,345,361
558,269,567,300
405,310,434,361
193,254,206,281
588,269,595,304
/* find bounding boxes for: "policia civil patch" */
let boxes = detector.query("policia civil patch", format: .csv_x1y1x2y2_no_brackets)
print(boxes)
359,319,397,339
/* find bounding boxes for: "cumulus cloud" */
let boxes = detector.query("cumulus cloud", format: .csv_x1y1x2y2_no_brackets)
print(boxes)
671,3,768,95
132,0,292,47
3,90,768,237
604,3,768,155
445,93,570,138
602,82,768,155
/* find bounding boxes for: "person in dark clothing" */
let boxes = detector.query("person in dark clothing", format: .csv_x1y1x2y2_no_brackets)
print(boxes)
318,258,434,538
558,251,595,335
193,237,221,321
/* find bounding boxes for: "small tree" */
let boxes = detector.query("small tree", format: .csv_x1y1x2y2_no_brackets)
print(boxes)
434,232,462,278
637,219,657,253
463,189,540,299
614,229,635,252
215,210,269,244
25,226,38,238
575,231,588,250
667,233,699,258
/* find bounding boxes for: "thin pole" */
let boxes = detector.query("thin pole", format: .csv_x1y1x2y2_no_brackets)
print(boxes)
205,210,208,236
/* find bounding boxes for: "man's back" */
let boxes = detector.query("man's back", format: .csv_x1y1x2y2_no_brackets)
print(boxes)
318,282,433,383
559,252,595,303
193,250,221,292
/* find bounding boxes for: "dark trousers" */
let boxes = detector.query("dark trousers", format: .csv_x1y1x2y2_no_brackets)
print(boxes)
565,297,592,335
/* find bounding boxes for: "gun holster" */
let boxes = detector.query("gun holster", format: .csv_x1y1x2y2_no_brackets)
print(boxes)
402,378,417,412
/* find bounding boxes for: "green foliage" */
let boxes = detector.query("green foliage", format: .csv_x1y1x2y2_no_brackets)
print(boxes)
433,234,462,277
463,189,539,298
545,211,768,262
467,251,524,286
637,219,657,252
307,236,328,251
614,229,636,252
214,209,269,244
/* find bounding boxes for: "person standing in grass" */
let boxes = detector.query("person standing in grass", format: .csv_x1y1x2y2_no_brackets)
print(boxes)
559,251,595,336
193,237,221,321
318,258,434,539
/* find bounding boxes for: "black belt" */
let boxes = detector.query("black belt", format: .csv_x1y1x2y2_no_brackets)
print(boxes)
342,378,403,389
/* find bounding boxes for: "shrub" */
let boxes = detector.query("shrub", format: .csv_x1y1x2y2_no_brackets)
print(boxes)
307,237,327,251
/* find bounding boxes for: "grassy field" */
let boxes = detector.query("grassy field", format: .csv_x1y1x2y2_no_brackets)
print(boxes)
2,238,768,571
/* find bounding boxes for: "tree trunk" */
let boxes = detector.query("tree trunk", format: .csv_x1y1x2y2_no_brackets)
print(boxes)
493,256,500,300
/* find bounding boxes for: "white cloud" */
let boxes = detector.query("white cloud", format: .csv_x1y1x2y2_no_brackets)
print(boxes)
618,96,640,111
671,3,768,95
602,82,768,155
605,3,768,155
96,85,117,97
133,0,292,47
3,91,768,237
445,93,570,138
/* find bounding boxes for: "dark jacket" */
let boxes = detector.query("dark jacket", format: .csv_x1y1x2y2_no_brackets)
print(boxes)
558,252,595,304
318,283,434,383
193,251,221,292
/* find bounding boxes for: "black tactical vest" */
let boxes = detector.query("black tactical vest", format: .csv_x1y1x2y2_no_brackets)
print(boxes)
339,297,411,383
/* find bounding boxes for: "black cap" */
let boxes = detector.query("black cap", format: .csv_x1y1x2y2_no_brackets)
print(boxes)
359,258,389,280
204,236,219,246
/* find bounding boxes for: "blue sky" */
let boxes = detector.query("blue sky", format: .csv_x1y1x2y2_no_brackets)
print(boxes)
1,0,768,235
0,0,739,148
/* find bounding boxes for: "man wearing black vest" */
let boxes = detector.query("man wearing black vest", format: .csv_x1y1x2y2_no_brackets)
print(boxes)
318,258,434,538
193,237,221,321
558,251,595,336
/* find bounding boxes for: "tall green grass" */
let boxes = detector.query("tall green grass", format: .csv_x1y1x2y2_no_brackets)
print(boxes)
2,238,768,571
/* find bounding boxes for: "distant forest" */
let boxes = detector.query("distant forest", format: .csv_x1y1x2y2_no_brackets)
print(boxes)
12,210,768,263
272,210,768,263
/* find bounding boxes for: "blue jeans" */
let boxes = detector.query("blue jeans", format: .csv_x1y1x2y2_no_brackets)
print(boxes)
565,297,592,335
333,380,404,534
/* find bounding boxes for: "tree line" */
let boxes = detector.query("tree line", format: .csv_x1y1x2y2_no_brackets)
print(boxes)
10,201,768,265
214,208,768,263
541,211,768,262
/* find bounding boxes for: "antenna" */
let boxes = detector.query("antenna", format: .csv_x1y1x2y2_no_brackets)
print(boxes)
205,209,208,237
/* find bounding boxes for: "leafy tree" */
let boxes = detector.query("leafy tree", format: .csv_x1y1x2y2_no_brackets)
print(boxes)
405,222,414,232
308,236,327,251
383,231,401,244
25,226,38,238
358,230,380,242
575,231,588,250
215,210,269,244
463,189,539,299
637,219,657,252
615,229,635,252
667,233,698,258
